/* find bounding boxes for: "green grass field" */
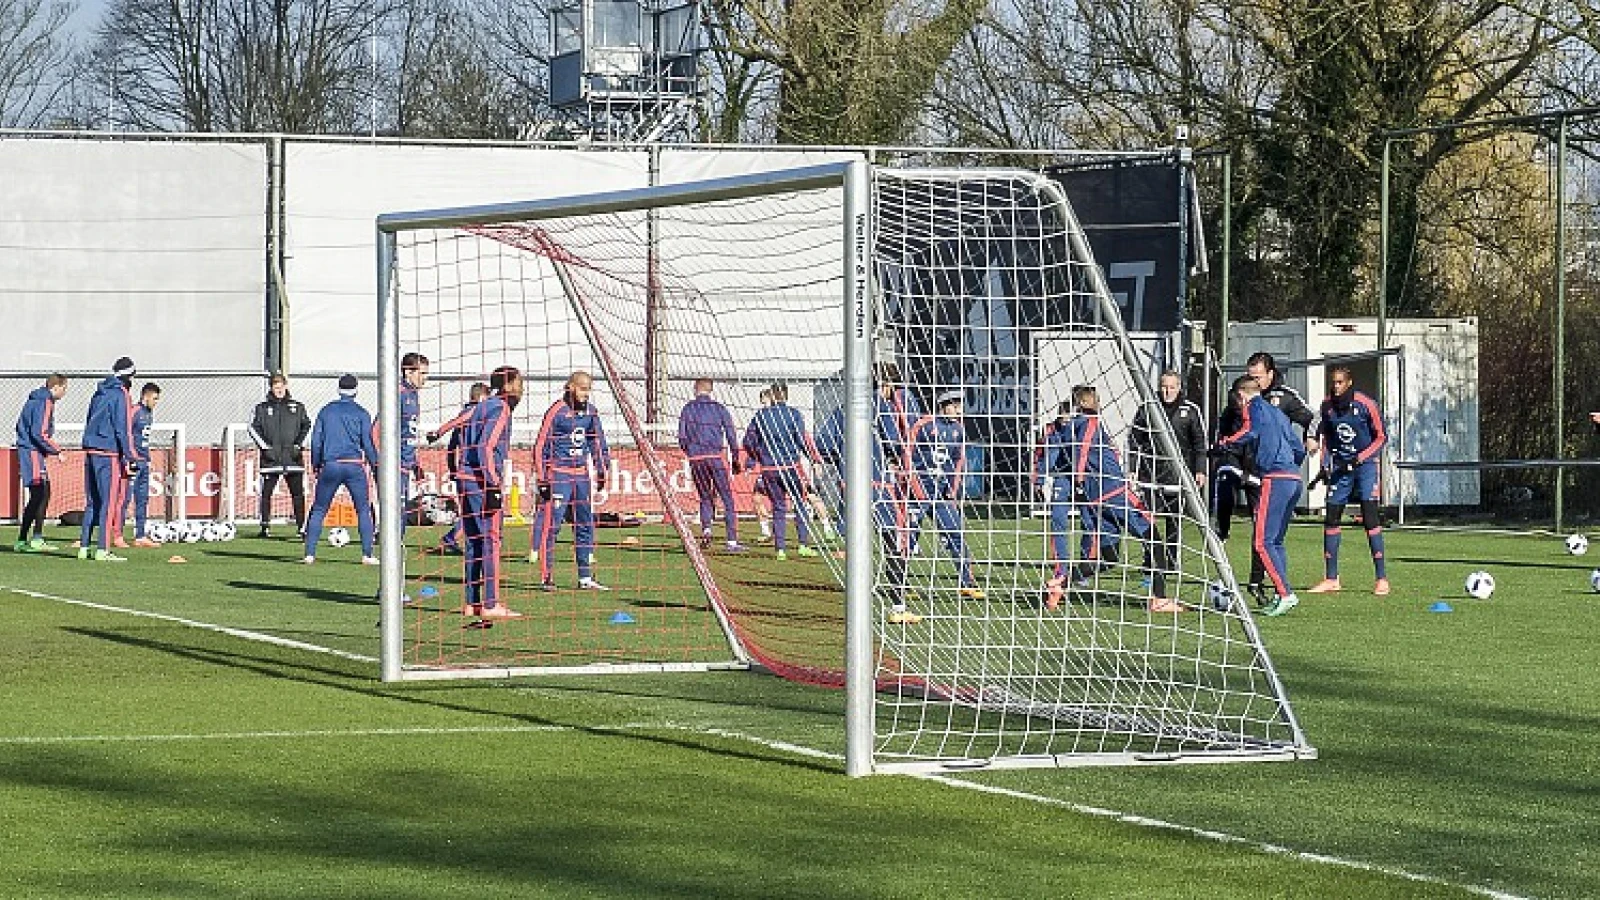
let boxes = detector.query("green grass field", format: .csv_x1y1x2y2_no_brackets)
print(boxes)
3,521,1597,898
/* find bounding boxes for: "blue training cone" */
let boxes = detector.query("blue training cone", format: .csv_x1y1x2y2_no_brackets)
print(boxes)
609,611,637,625
419,585,439,599
1429,601,1453,613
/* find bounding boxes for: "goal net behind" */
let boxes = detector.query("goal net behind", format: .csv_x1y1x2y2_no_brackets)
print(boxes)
379,163,1312,772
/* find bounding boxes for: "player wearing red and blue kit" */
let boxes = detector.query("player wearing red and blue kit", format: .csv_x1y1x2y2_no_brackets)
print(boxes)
1308,367,1390,596
1033,385,1153,609
532,371,612,590
303,374,379,562
906,391,982,598
116,383,162,547
741,382,821,559
678,378,746,551
14,373,67,552
458,368,523,620
1218,375,1307,616
79,358,139,561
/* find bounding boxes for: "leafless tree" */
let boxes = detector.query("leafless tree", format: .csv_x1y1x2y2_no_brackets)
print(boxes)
0,0,74,127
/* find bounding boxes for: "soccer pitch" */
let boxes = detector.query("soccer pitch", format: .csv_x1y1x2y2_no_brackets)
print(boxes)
2,523,1596,898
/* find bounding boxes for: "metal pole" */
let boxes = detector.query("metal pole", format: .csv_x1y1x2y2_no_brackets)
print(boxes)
843,160,876,777
1219,152,1232,416
1554,117,1568,532
377,229,403,682
1377,139,1391,362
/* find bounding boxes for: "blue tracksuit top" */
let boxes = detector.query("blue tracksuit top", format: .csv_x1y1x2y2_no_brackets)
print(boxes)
132,404,153,462
82,376,135,460
534,398,611,478
678,395,738,461
1318,390,1387,466
742,403,817,468
15,386,62,456
311,396,378,469
1220,395,1306,476
877,387,922,466
1034,414,1129,500
460,394,514,488
400,381,421,467
908,415,966,499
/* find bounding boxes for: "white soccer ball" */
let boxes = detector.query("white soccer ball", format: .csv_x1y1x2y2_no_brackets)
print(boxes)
147,522,171,543
1565,533,1589,556
181,521,204,543
1206,581,1236,612
220,523,237,542
327,527,351,548
1464,570,1496,600
201,522,226,542
1590,569,1600,594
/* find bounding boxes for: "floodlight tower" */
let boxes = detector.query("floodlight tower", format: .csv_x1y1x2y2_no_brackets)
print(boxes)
548,0,702,142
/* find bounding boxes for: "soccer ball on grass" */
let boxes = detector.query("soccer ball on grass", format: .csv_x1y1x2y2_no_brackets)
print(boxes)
1590,569,1600,594
1565,533,1589,556
1464,570,1496,600
327,527,351,549
1205,581,1236,612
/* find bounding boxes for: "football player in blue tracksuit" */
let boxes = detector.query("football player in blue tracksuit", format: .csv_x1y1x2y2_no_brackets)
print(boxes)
678,378,746,551
425,382,489,555
1308,366,1390,596
79,358,139,561
741,382,821,560
1034,385,1153,609
458,367,523,620
303,374,379,562
532,370,612,590
116,383,162,547
1217,375,1306,616
906,390,982,599
14,373,68,552
375,352,428,537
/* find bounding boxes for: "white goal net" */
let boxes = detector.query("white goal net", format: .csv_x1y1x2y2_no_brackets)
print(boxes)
376,161,1313,773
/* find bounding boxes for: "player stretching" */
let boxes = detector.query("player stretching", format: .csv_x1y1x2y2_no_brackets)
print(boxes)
741,382,821,560
425,382,489,555
532,371,612,591
678,377,746,552
302,375,378,565
458,368,524,621
1218,375,1306,617
14,373,67,552
1242,352,1316,600
78,357,139,562
1308,366,1390,596
906,390,983,599
1038,386,1160,611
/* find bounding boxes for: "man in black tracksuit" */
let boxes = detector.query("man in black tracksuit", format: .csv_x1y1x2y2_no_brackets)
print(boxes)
250,372,312,538
1130,370,1209,603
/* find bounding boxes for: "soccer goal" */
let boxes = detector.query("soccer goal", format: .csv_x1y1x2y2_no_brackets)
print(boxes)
23,423,189,527
375,161,1313,774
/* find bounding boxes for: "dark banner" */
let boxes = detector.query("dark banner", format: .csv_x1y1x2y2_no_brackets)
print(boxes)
1047,161,1186,333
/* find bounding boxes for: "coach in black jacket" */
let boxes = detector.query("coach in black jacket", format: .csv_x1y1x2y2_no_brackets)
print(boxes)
1131,371,1209,602
250,373,312,538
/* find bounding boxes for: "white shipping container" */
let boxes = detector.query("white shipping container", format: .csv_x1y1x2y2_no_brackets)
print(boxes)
1225,317,1479,510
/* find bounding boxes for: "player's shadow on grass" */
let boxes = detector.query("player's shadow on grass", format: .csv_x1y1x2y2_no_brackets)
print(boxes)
59,626,839,775
1393,555,1595,571
225,579,373,606
204,546,317,564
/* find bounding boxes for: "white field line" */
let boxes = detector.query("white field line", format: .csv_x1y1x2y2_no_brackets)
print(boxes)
5,586,1533,900
2,584,378,664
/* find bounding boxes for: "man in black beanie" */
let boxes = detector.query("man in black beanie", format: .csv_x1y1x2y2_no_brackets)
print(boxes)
78,357,139,561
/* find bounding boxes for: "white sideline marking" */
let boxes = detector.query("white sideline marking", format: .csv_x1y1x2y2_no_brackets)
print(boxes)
2,585,378,664
0,586,1531,899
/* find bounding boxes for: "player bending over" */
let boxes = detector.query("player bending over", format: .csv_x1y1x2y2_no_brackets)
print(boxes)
905,390,983,599
1308,366,1390,596
1035,385,1160,611
1217,375,1305,617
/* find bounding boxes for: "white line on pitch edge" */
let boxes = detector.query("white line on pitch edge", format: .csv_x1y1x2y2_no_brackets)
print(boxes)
2,584,378,664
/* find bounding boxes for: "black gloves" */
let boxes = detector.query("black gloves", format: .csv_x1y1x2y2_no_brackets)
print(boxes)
485,488,503,511
537,481,552,503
